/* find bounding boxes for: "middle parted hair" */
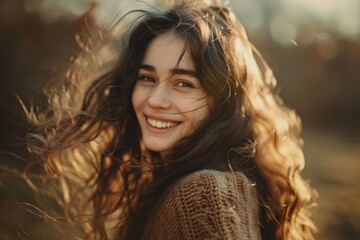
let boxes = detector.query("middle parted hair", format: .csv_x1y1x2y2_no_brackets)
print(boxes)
109,0,255,165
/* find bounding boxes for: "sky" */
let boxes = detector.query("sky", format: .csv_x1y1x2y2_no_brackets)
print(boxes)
22,0,360,45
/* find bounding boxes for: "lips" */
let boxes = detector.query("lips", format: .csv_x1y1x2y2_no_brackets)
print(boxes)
146,116,179,129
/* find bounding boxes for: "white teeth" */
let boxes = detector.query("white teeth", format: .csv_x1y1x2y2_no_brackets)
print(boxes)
147,117,177,129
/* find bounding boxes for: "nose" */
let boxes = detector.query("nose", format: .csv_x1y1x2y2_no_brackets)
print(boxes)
147,83,171,109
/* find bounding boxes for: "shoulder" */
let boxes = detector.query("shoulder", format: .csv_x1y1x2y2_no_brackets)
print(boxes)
172,169,258,204
145,169,261,239
170,169,259,219
176,169,256,193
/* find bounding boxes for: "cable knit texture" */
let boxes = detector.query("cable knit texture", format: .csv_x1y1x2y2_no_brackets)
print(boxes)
141,169,261,239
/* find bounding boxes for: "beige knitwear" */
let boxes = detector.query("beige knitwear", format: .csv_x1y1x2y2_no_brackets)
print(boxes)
141,169,261,239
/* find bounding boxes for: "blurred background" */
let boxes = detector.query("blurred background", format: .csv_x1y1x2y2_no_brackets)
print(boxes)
0,0,359,239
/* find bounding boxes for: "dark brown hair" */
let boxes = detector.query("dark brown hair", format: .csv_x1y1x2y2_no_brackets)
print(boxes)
24,0,316,239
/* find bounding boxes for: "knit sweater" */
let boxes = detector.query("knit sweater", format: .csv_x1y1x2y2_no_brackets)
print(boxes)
141,169,261,239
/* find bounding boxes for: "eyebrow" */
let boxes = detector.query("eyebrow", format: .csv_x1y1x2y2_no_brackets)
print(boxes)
139,64,198,78
171,68,198,78
139,64,155,72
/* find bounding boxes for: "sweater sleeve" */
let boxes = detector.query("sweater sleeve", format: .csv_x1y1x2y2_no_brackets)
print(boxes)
142,170,261,240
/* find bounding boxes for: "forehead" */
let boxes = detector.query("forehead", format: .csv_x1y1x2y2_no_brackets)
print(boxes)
142,32,195,71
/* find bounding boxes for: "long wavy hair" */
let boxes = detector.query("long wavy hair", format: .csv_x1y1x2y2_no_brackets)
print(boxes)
24,0,316,239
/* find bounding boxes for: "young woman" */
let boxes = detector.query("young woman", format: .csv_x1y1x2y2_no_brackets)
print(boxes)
24,0,316,239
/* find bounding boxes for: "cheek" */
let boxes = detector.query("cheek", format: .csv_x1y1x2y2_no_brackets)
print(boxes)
184,95,211,124
199,106,210,124
187,105,210,128
132,85,144,111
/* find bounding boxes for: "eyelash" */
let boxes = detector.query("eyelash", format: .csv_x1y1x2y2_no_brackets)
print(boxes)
137,75,155,82
137,74,196,89
176,80,194,88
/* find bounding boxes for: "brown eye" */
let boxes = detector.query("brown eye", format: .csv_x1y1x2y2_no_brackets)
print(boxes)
138,75,155,83
176,80,194,88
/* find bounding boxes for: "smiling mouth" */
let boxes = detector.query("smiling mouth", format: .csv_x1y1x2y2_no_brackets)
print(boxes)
146,117,180,129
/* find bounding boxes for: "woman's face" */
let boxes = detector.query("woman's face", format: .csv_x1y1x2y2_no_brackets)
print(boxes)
132,32,210,157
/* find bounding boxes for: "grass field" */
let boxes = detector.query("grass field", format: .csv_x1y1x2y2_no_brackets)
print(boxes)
1,129,359,239
303,129,360,239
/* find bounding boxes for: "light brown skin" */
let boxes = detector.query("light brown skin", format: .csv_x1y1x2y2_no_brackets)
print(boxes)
25,1,317,239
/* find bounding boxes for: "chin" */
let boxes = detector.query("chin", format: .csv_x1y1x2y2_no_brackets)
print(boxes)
143,140,171,154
